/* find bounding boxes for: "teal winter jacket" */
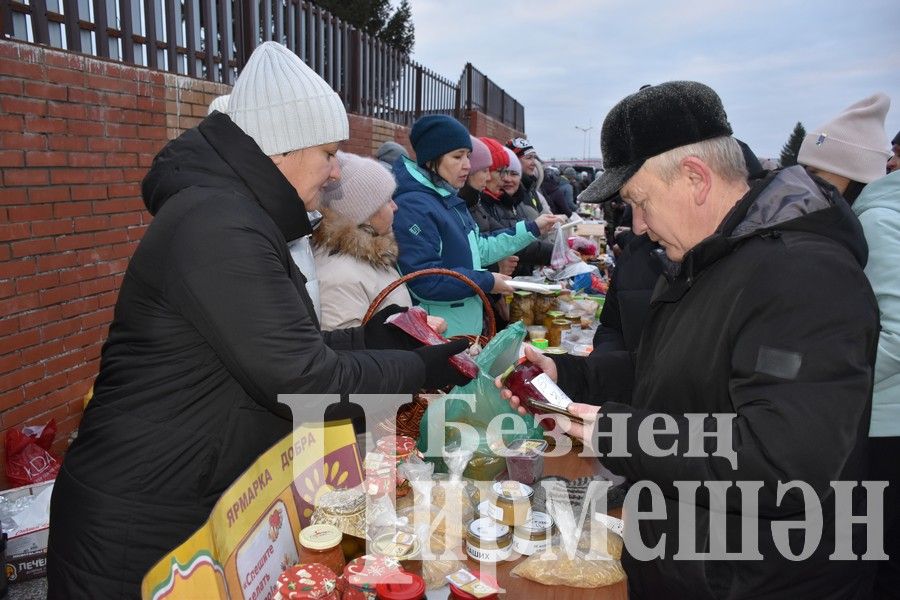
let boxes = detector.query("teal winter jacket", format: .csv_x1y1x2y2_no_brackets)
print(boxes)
392,157,539,336
853,170,900,437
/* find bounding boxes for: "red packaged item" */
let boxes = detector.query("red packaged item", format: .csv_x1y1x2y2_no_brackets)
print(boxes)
5,419,60,487
501,359,583,426
373,570,426,600
567,236,598,256
274,563,339,600
385,307,478,380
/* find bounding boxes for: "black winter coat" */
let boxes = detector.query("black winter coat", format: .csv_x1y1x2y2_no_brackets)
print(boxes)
541,169,573,216
479,187,552,277
553,168,879,599
592,234,664,353
47,113,425,598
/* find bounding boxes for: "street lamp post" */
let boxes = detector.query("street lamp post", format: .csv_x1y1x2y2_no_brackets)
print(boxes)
575,122,593,160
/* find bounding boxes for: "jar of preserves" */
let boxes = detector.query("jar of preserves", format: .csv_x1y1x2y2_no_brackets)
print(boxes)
343,555,404,600
512,511,555,555
532,293,555,327
509,291,535,325
542,310,564,330
274,563,339,600
376,435,420,495
547,318,569,347
298,524,345,577
374,571,426,600
501,358,578,422
465,517,512,563
485,481,533,527
372,532,422,578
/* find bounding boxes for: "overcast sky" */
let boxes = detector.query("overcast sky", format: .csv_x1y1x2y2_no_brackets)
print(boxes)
408,0,900,163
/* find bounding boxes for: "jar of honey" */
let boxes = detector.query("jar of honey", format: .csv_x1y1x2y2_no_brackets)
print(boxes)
547,318,570,347
298,524,345,577
543,310,564,330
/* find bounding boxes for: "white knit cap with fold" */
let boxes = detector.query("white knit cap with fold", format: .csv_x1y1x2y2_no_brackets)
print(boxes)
227,42,349,156
208,94,230,115
798,92,891,184
503,146,522,174
321,152,397,224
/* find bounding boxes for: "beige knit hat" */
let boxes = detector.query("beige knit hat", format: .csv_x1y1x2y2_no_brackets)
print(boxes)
207,94,230,115
798,93,891,184
321,152,397,224
227,42,349,156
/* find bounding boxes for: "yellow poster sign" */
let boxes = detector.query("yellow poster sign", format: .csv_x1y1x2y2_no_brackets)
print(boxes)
141,422,363,600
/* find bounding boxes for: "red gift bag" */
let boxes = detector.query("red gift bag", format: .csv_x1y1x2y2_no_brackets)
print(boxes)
5,420,60,487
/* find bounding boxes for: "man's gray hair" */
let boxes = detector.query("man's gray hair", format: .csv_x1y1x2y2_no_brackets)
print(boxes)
646,136,748,183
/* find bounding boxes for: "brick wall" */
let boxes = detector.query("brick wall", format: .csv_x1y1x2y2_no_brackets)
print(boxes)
0,38,524,489
0,40,229,488
467,110,524,145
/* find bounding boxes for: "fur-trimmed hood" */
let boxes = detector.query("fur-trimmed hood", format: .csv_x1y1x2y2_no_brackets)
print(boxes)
312,207,399,270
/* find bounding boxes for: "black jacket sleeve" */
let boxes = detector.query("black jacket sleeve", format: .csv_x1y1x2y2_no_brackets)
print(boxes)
166,207,426,416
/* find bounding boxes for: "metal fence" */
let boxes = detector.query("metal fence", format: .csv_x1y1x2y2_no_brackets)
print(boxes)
0,0,524,130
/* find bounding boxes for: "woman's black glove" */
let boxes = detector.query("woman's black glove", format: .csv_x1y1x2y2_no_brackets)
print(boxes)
413,339,473,390
363,305,422,350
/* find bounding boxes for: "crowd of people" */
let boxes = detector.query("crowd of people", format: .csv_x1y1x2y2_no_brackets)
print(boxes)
43,40,899,600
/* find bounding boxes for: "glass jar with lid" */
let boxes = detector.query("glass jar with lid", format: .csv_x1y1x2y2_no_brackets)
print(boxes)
465,517,512,563
298,524,345,577
274,563,339,600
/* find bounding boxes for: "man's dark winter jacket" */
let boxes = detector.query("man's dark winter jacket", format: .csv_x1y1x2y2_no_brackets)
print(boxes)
541,168,574,216
554,167,879,600
47,113,425,598
592,234,664,353
476,187,552,277
520,173,545,215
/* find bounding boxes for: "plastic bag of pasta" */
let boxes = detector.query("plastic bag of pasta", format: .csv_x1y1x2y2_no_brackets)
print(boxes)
511,513,626,588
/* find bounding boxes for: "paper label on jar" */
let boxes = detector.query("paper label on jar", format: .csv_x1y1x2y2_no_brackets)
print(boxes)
447,569,499,598
466,539,511,563
512,533,551,556
530,373,574,410
485,502,504,522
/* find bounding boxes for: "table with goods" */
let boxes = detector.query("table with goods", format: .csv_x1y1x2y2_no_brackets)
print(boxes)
139,218,626,600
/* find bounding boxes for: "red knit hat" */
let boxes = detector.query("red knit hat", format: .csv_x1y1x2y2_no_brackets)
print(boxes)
479,137,509,172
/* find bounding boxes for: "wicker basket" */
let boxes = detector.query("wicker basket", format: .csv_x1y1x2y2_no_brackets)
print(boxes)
363,268,497,438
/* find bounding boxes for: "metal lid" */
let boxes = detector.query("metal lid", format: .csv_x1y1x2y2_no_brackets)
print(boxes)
299,523,342,550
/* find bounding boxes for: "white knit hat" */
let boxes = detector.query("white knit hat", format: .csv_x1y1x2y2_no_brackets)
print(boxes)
798,92,891,184
227,42,349,156
321,152,396,224
208,94,230,115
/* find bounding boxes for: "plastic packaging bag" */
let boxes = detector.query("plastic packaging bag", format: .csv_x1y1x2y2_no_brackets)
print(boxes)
550,224,580,270
418,322,543,460
5,420,60,487
511,515,626,588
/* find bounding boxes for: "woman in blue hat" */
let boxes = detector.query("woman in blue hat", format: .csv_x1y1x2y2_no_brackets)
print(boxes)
392,115,560,336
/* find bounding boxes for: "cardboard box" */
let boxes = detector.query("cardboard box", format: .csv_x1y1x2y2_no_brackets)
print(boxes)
1,480,53,584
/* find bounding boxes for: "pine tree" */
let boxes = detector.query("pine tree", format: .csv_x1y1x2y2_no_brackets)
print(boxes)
779,122,806,167
314,0,415,54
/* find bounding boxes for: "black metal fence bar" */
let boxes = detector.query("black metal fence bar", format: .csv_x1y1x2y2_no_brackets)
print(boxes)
0,0,523,130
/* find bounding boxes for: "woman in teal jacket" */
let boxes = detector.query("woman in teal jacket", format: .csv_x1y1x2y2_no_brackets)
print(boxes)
392,115,559,336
